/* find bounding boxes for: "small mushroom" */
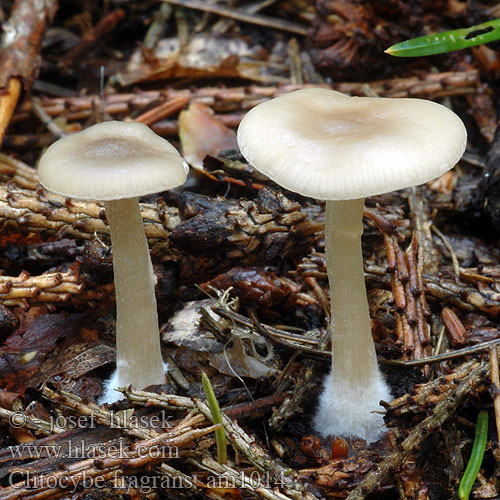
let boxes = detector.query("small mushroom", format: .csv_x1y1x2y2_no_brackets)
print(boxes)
38,121,188,403
237,88,466,442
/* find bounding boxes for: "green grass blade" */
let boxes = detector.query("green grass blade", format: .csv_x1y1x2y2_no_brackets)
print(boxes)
458,410,488,500
201,371,228,464
386,18,500,57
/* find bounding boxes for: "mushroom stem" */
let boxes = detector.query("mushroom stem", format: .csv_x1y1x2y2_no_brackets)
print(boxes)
104,197,166,390
314,198,391,443
325,198,376,385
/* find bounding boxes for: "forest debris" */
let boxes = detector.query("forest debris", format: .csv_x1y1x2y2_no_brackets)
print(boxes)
408,187,440,275
208,336,280,378
162,299,224,353
0,389,22,410
192,397,317,500
0,152,38,190
119,386,287,424
135,95,188,126
179,102,238,169
171,188,321,284
0,79,21,147
2,417,220,499
346,361,489,500
479,123,500,229
466,82,497,143
187,453,301,500
490,347,500,449
0,185,319,287
382,338,500,368
0,405,66,435
0,304,19,338
307,0,422,79
0,184,179,242
382,360,479,419
300,451,381,493
42,386,160,440
16,70,479,127
0,264,84,306
269,360,317,431
142,3,173,60
0,0,58,137
299,250,500,318
60,8,125,74
383,233,430,362
158,0,308,36
119,33,289,86
441,307,467,346
202,267,316,318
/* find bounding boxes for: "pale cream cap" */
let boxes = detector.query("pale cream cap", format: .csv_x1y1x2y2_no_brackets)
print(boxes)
237,88,467,200
38,121,188,200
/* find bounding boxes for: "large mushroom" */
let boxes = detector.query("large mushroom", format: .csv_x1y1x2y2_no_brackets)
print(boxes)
38,121,188,403
237,88,466,442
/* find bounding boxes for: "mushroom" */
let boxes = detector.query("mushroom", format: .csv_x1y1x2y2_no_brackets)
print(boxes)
37,121,188,403
237,88,466,442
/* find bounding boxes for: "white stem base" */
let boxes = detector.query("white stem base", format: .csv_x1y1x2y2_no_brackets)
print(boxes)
99,362,170,405
314,369,392,443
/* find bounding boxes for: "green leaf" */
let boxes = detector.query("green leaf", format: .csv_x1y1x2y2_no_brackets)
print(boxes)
458,410,488,500
201,371,227,464
386,18,500,57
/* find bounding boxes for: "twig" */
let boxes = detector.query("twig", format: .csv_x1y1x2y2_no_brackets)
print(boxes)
0,265,84,306
60,8,125,72
0,152,38,189
3,421,220,500
382,360,477,417
17,71,480,126
0,0,58,144
42,386,155,440
431,224,461,280
31,97,66,139
134,96,189,126
346,362,490,500
187,453,301,500
382,338,500,367
490,346,500,448
0,78,21,146
158,0,308,36
269,360,317,431
191,397,316,500
0,406,66,435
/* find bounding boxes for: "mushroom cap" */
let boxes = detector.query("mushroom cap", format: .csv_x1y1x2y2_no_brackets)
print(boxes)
38,121,188,200
237,88,467,200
